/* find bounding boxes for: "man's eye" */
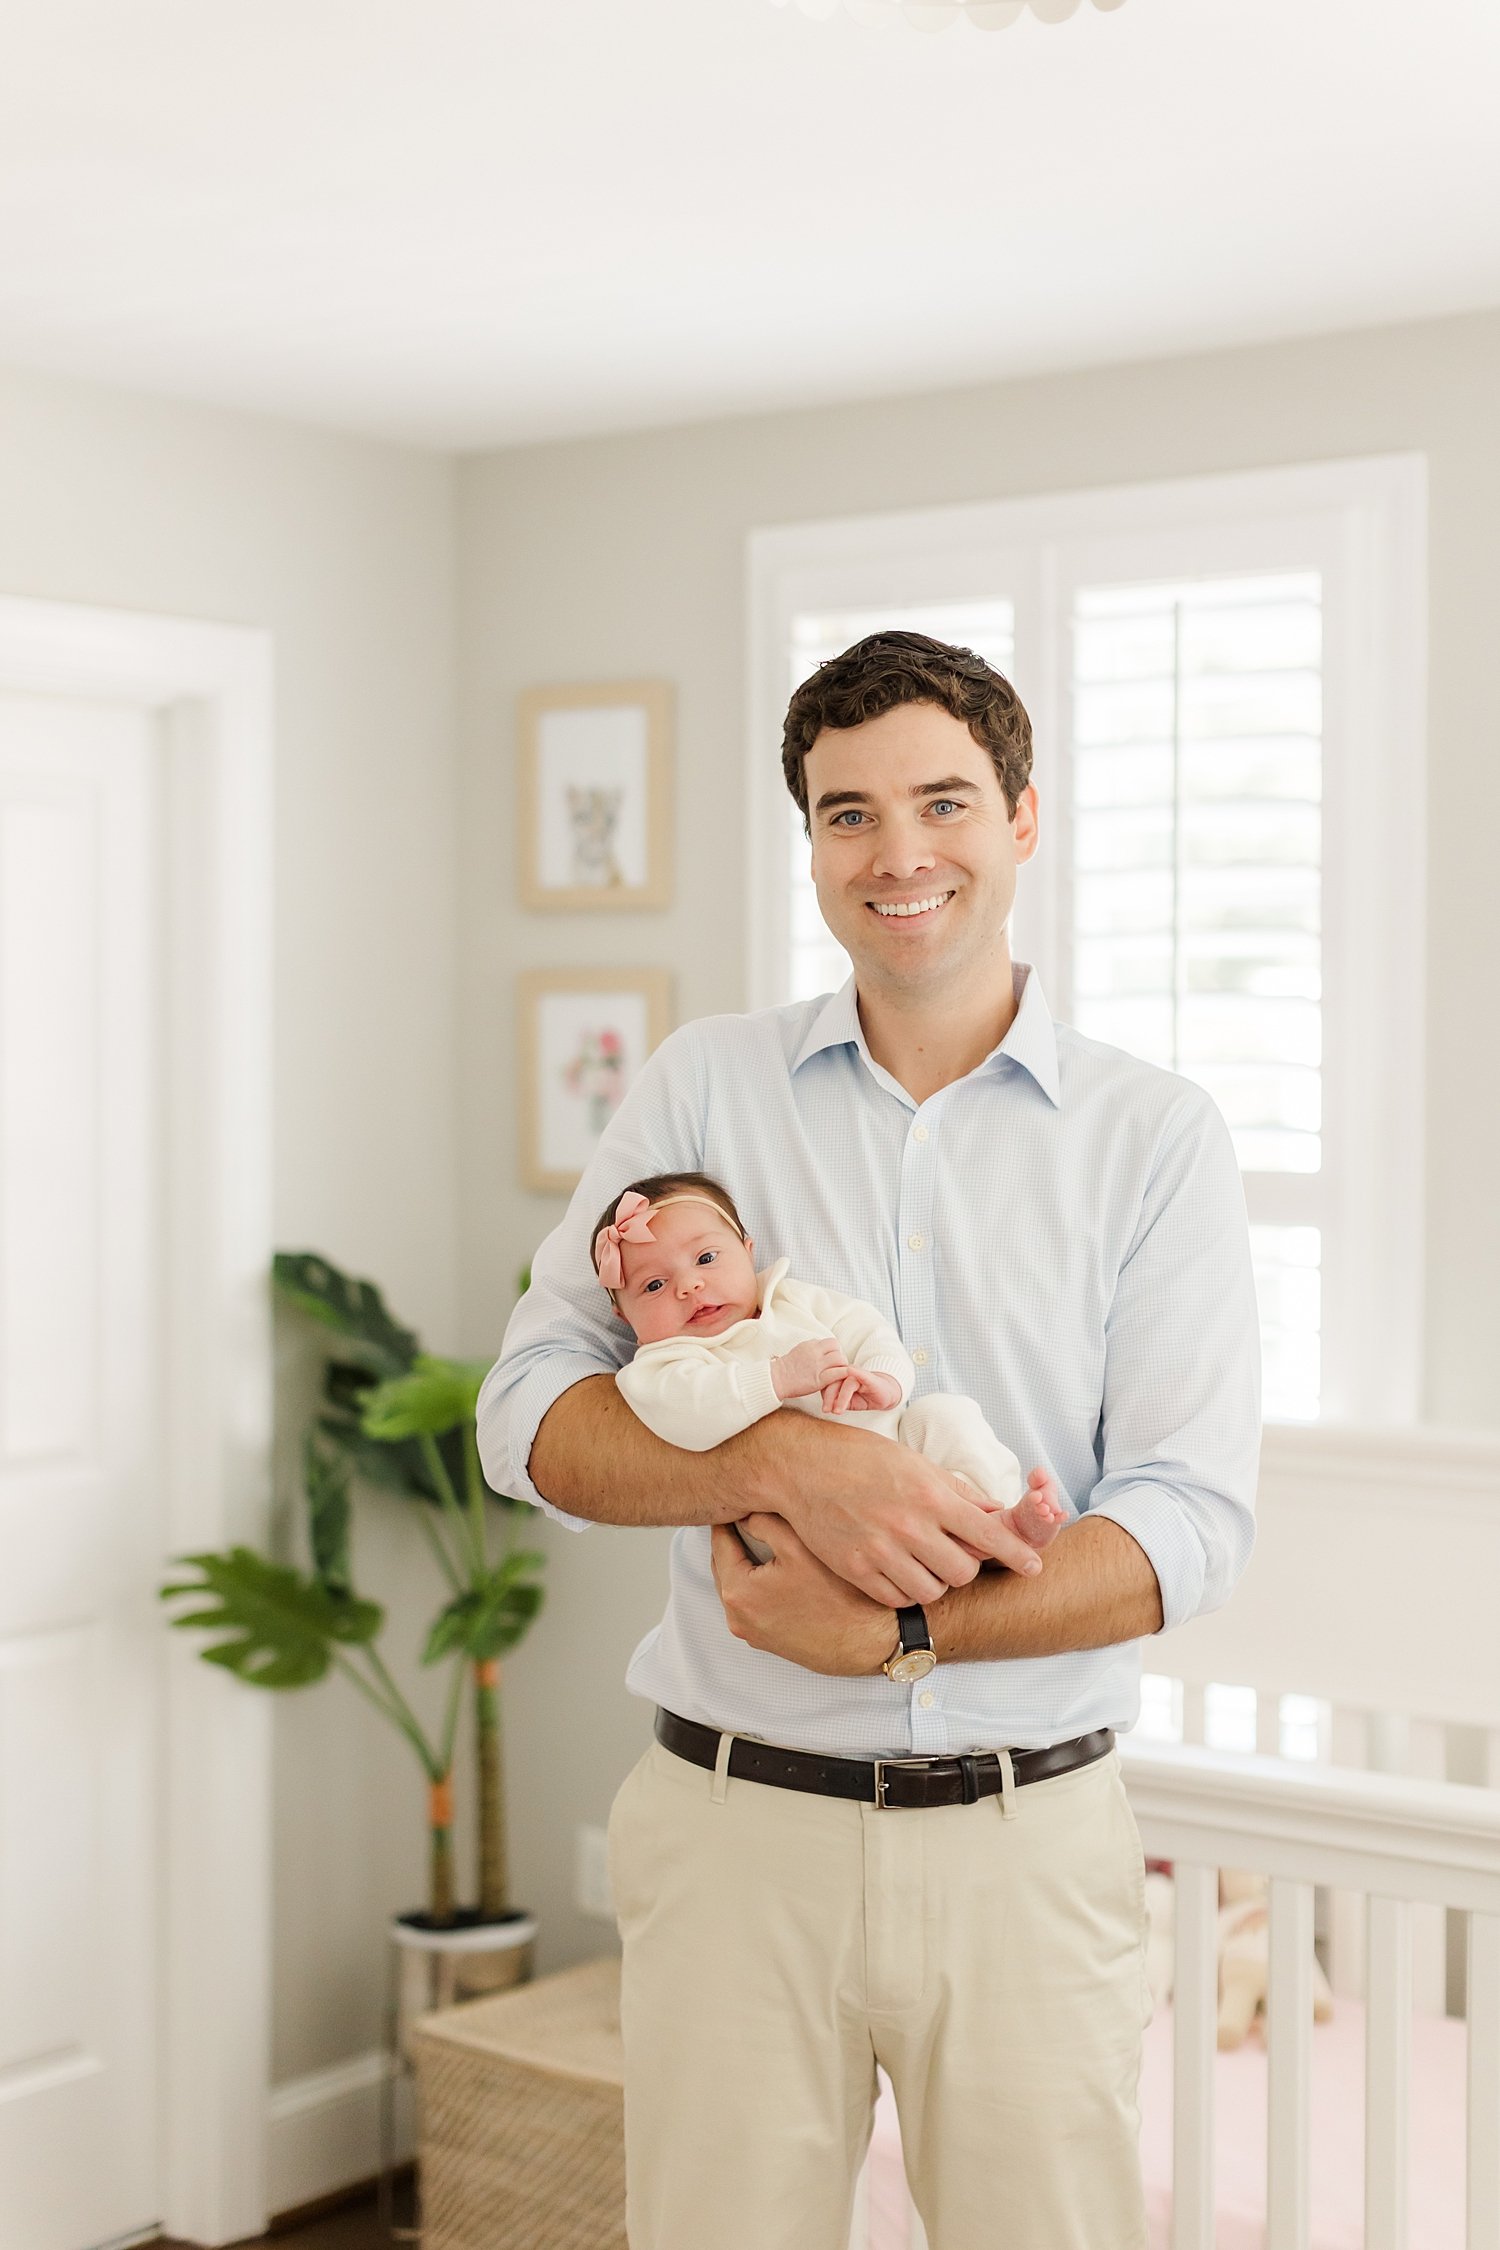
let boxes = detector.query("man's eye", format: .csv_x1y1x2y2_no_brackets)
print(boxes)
830,810,866,828
930,799,962,816
696,1249,718,1266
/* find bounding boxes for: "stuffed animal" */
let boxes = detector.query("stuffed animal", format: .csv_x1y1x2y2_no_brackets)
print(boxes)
1141,1864,1335,2047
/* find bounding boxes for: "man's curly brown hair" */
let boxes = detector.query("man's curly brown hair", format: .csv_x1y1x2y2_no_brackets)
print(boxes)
781,629,1034,833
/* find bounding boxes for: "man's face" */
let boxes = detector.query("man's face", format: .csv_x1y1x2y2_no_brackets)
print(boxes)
804,702,1038,1003
613,1200,761,1346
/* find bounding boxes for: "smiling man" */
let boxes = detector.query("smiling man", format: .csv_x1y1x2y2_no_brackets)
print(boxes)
478,631,1261,2250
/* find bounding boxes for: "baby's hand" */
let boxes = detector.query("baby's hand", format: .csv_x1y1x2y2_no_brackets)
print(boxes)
772,1337,850,1402
820,1366,904,1416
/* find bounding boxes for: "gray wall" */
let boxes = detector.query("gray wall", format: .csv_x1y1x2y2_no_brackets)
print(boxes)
0,362,459,2082
454,307,1500,1972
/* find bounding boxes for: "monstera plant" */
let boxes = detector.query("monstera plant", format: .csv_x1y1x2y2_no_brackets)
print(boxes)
160,1254,544,1928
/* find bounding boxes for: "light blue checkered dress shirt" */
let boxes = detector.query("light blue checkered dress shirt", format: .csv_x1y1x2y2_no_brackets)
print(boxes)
477,965,1261,1758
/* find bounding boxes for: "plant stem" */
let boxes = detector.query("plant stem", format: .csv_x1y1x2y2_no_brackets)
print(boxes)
439,1650,466,1777
411,1499,465,1594
474,1657,507,1917
428,1772,456,1925
420,1432,483,1574
332,1652,442,1780
463,1424,489,1567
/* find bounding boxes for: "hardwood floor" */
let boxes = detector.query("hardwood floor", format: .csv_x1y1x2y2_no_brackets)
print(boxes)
158,2169,417,2250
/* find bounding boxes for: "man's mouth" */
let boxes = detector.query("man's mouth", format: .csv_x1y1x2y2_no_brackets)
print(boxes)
867,890,955,920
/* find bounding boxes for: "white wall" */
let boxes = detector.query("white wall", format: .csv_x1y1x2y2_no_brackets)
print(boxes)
454,306,1500,1974
0,362,458,2089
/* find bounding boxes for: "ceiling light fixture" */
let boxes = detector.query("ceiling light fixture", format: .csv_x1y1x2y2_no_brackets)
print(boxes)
769,0,1127,29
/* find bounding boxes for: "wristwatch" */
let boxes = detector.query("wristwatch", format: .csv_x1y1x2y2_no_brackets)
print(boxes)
881,1604,937,1684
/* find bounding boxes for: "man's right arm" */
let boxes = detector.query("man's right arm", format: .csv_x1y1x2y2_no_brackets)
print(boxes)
526,1371,1048,1609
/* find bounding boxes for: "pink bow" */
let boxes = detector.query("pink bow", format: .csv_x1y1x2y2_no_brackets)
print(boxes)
594,1191,658,1290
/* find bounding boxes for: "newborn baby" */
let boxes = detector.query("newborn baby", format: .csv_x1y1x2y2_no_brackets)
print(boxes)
590,1169,1065,1566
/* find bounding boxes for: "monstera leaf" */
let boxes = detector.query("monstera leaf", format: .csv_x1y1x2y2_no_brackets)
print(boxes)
422,1552,547,1665
360,1356,490,1444
160,1547,383,1688
273,1252,419,1378
304,1433,353,1598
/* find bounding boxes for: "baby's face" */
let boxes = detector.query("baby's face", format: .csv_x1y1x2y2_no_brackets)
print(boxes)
613,1200,760,1345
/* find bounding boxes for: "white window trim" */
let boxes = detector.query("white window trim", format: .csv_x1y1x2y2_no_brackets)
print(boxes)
745,455,1427,1426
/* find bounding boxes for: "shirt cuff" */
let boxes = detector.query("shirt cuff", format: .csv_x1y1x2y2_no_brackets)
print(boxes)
1086,1482,1208,1633
735,1355,784,1427
490,1351,618,1532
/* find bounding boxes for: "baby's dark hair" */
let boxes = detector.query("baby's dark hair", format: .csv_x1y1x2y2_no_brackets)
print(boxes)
588,1170,747,1293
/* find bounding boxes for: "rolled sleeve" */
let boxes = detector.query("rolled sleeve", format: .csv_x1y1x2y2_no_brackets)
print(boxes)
1084,1091,1261,1631
477,1346,614,1530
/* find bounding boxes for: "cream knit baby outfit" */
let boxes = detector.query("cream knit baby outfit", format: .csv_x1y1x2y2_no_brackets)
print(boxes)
616,1257,1022,1506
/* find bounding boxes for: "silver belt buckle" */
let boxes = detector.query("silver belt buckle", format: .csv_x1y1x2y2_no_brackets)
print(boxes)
872,1754,946,1811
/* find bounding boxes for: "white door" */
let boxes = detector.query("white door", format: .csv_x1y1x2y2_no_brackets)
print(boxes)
0,690,163,2250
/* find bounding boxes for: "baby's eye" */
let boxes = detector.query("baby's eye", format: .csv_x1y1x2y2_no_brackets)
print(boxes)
643,1277,665,1294
696,1249,718,1266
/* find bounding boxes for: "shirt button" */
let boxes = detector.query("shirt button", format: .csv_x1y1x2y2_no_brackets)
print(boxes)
918,1691,936,1710
912,1124,929,1143
912,1347,929,1367
907,1232,925,1252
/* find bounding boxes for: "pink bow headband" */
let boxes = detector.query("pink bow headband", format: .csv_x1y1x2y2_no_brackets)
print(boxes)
593,1190,742,1293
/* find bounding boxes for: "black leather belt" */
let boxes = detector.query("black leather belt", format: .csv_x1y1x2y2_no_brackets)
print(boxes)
655,1707,1114,1812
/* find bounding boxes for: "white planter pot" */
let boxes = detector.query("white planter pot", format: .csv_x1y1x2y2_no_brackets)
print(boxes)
388,1909,538,2062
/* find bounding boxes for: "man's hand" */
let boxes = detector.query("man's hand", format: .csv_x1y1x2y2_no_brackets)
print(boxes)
710,1514,894,1677
753,1419,1048,1608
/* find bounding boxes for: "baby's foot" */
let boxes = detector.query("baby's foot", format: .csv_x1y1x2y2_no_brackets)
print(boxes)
1008,1482,1067,1553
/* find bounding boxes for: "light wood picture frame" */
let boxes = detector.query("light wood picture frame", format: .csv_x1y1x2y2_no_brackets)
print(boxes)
518,680,673,911
518,968,674,1194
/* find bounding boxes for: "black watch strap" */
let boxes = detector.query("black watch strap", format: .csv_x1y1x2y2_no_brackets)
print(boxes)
896,1603,933,1656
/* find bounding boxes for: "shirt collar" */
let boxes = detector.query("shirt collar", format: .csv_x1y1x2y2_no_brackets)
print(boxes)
791,963,1061,1109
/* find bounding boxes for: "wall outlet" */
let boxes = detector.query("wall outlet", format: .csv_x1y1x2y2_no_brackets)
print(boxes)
575,1823,615,1921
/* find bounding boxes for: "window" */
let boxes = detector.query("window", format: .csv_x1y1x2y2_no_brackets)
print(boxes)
748,460,1426,1426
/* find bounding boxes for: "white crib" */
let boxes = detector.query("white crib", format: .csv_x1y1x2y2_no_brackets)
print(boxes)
851,1424,1500,2250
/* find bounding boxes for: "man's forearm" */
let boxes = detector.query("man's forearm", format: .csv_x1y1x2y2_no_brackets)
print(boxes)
926,1517,1163,1662
529,1374,781,1527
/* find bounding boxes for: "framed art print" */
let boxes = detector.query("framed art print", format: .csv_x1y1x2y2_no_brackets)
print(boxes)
518,968,673,1193
518,680,673,911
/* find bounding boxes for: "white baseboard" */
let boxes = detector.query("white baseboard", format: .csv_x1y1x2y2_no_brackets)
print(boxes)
267,2050,416,2218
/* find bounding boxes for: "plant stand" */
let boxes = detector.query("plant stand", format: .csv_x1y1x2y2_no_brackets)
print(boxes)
377,1910,538,2241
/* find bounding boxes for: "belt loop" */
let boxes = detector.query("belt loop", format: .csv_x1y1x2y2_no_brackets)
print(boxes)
997,1746,1018,1821
711,1729,735,1805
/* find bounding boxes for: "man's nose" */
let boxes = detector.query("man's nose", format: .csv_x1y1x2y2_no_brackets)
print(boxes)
871,820,937,879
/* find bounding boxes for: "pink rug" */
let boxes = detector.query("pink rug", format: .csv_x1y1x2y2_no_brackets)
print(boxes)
866,2003,1468,2250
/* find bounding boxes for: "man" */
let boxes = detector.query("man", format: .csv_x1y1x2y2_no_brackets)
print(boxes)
478,631,1261,2250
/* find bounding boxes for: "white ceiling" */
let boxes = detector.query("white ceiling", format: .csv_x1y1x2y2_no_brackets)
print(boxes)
1,0,1497,451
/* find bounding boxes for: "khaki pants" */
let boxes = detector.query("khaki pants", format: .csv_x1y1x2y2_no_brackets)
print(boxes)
607,1733,1151,2250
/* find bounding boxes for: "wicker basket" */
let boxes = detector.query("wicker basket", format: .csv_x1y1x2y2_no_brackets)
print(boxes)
411,1954,625,2250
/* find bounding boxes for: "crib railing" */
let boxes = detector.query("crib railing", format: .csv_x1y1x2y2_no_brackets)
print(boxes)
1122,1738,1500,2250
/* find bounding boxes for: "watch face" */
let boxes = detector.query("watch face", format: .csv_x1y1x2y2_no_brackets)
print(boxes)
888,1648,937,1684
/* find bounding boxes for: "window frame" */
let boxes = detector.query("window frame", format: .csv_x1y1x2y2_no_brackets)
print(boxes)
745,455,1427,1425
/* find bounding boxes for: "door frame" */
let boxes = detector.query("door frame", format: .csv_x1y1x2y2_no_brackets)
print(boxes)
0,595,274,2245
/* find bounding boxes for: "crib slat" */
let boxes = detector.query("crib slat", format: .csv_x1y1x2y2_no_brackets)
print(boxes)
1172,1861,1218,2250
1328,1706,1369,2001
1366,1895,1411,2250
1470,1912,1500,2250
1266,1879,1314,2250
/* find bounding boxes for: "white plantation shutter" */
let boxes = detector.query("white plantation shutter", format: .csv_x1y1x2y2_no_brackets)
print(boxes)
1069,572,1325,1418
751,459,1425,1425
